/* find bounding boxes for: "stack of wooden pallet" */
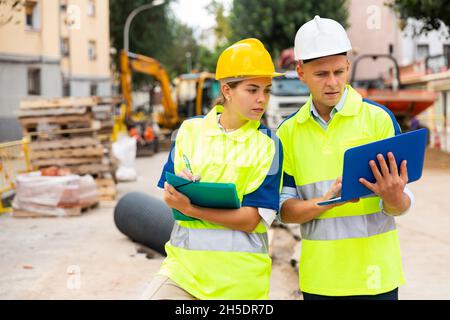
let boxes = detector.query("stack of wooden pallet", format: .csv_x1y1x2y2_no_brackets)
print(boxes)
17,96,119,201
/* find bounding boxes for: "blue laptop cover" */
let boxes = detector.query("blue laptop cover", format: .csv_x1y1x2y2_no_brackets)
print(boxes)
317,128,427,206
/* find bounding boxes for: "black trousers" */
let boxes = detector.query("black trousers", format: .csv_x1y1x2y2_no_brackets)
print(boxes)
302,288,398,300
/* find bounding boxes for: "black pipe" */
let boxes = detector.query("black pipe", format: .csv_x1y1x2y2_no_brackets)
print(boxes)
114,192,174,256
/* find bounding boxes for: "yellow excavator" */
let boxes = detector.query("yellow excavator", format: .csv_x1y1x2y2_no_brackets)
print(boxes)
174,71,218,118
115,50,218,154
120,50,178,126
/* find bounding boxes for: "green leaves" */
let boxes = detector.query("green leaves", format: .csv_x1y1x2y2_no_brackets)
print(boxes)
109,0,196,82
108,0,353,84
228,0,349,58
390,0,450,36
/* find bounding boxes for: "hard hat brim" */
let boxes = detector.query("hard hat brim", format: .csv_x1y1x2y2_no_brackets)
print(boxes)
297,48,351,61
271,72,285,77
216,72,284,81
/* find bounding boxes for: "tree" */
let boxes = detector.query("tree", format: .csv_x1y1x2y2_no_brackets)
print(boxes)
110,0,173,57
196,42,231,73
165,22,200,76
110,0,188,85
206,0,231,46
388,0,450,36
195,0,233,73
229,0,348,58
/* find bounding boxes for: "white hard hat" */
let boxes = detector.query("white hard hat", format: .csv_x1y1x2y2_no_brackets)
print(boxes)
294,15,352,61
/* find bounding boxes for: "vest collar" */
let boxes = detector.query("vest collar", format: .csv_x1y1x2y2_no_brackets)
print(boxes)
296,84,362,124
203,105,261,142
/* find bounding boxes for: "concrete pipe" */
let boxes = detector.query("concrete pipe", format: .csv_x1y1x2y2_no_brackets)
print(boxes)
114,192,174,256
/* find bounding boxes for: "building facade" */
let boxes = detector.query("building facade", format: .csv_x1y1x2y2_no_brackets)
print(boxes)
0,0,111,142
347,0,450,78
347,0,450,152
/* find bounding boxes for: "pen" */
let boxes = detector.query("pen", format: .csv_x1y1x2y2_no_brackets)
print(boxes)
183,154,197,181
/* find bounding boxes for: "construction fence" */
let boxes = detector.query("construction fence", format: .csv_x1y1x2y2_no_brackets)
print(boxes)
0,138,32,213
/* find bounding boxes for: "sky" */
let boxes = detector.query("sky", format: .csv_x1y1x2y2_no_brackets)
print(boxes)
170,0,232,31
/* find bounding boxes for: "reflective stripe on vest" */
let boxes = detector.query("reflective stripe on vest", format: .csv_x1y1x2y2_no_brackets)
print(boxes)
170,223,269,254
297,180,394,240
297,179,334,200
301,211,396,240
297,179,379,201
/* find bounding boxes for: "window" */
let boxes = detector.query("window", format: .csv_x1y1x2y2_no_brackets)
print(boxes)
90,83,98,96
442,44,450,70
87,0,95,17
60,0,67,11
416,44,430,60
63,80,71,97
25,0,40,30
444,44,450,55
26,10,33,27
444,44,450,58
60,38,70,57
272,76,310,97
88,40,97,61
28,68,41,95
388,43,394,55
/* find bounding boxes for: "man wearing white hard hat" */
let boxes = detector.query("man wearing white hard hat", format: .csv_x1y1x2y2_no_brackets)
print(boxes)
276,16,414,300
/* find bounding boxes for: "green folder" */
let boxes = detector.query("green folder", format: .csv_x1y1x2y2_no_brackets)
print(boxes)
165,172,241,221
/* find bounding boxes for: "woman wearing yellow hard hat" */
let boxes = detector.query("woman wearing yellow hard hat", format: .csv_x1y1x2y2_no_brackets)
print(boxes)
145,38,284,300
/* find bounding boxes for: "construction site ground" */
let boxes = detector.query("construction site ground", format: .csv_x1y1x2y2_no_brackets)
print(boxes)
1,148,450,300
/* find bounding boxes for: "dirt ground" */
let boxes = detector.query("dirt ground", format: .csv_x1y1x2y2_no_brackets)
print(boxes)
424,147,450,170
0,147,449,299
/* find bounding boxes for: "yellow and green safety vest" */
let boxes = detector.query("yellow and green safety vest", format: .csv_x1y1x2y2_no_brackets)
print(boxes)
157,105,282,299
277,85,405,296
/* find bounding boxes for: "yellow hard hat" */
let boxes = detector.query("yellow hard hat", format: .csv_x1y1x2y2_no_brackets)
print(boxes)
215,38,283,81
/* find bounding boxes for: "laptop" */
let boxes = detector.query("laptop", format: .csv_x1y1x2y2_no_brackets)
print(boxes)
317,128,427,206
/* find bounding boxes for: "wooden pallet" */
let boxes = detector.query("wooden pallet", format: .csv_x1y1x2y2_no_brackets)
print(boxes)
12,202,99,218
19,96,119,179
73,164,114,176
30,146,104,159
92,105,113,120
18,106,89,118
24,126,101,139
19,114,92,128
20,96,100,109
96,96,122,105
95,178,117,201
29,137,100,151
31,157,103,167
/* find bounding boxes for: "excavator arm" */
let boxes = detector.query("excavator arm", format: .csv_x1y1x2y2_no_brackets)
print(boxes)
120,50,179,129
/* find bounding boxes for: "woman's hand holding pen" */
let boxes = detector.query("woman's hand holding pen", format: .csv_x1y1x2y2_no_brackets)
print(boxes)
181,154,201,182
177,169,200,182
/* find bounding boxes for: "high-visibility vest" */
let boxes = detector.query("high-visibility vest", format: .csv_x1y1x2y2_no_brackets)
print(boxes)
157,105,282,299
277,85,405,296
